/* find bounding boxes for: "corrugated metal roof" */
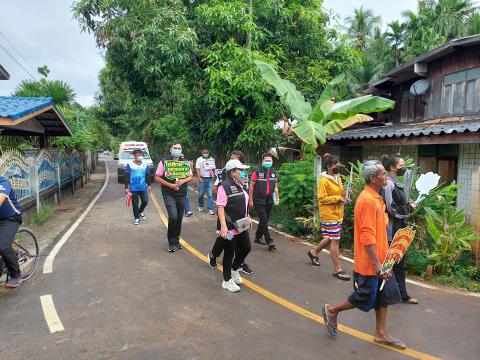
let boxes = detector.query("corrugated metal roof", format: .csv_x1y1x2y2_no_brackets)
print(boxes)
328,119,480,141
0,96,54,119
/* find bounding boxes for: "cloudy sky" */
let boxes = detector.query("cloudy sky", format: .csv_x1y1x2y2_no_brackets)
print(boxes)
0,0,419,107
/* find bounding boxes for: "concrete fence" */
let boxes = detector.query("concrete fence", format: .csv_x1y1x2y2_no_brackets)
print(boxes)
0,148,98,218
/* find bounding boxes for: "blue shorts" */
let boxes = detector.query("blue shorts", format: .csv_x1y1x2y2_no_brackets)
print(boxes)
347,273,401,312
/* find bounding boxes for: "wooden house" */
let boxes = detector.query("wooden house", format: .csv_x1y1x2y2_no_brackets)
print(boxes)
326,35,480,225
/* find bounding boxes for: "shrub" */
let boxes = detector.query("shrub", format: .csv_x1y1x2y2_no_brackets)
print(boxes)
405,249,431,276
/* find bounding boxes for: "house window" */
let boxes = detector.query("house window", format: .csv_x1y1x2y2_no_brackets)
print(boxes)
442,67,480,115
418,144,459,185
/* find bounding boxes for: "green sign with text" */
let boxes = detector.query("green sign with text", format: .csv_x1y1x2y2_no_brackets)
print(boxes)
164,160,190,181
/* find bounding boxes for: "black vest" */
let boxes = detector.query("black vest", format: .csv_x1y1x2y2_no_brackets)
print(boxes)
253,166,276,203
160,157,188,197
217,177,247,230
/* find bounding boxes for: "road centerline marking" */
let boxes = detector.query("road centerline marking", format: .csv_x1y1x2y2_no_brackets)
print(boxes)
43,160,109,274
151,191,441,360
40,295,65,333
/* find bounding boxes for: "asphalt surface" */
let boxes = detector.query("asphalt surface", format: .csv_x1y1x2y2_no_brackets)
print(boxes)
0,160,479,360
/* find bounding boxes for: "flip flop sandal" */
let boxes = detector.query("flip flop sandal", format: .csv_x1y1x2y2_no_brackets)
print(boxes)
402,297,419,304
268,244,277,251
307,251,320,266
333,270,351,281
374,338,406,350
321,305,337,336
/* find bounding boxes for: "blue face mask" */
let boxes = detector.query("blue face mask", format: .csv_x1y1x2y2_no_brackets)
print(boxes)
263,161,273,169
171,150,182,158
203,153,209,158
239,170,247,180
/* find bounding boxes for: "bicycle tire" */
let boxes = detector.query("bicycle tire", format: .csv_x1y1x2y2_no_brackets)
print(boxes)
13,227,40,281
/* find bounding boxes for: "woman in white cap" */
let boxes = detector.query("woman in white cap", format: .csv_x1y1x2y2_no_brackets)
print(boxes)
216,159,252,292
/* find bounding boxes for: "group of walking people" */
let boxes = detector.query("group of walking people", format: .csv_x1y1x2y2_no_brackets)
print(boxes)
124,144,419,349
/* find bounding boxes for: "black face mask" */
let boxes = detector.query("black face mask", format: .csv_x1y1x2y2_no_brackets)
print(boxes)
396,167,406,176
332,167,340,174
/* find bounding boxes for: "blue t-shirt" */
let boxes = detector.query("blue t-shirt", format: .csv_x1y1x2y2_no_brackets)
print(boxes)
0,176,22,219
125,162,150,192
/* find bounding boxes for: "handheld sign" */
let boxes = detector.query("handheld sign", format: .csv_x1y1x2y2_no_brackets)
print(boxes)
125,192,133,207
379,226,416,290
415,172,441,203
164,160,191,181
203,159,216,171
403,167,415,202
345,163,354,201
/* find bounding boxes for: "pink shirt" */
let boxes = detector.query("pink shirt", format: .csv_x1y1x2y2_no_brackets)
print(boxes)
217,183,249,236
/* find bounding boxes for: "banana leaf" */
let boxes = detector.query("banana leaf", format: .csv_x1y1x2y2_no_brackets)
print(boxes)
254,60,311,121
292,120,327,146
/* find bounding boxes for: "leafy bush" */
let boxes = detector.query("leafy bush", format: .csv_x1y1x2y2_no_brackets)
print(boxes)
425,206,479,275
405,249,431,276
277,159,315,216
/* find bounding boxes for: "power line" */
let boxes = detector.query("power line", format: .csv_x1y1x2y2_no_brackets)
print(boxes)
0,31,37,75
0,42,37,80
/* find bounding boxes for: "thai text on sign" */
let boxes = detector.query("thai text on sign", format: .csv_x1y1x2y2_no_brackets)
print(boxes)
381,227,416,274
164,160,191,181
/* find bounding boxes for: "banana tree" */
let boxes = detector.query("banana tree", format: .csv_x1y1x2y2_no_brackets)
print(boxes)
254,60,395,147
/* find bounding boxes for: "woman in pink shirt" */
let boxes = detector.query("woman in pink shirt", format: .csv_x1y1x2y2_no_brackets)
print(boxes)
216,159,252,292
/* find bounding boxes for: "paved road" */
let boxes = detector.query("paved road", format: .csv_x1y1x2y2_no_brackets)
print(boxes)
0,160,479,359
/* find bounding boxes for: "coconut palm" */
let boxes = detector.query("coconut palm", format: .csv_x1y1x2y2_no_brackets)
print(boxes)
344,6,381,51
432,0,478,40
385,20,405,67
14,79,76,107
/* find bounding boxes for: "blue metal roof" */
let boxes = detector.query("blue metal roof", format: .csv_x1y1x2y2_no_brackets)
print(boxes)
0,96,54,120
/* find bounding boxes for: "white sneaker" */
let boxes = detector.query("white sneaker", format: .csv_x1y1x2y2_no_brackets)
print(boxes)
140,212,146,220
222,279,240,292
134,219,140,225
208,210,215,215
198,207,204,212
231,269,243,285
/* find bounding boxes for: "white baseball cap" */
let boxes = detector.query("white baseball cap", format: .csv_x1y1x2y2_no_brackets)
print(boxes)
224,159,250,172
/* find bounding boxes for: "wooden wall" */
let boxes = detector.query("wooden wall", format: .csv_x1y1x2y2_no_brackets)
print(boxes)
390,45,480,123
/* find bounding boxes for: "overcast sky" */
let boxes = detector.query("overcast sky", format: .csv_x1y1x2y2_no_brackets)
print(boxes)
0,0,420,107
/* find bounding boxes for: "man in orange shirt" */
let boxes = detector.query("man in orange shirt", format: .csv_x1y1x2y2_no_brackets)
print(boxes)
321,160,404,350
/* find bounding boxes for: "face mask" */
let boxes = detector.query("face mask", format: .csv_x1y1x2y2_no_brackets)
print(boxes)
171,150,182,158
239,170,247,180
263,161,272,168
203,153,209,158
396,167,406,177
332,167,340,174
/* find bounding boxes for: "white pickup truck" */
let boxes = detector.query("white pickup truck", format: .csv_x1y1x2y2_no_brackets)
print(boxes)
116,141,154,183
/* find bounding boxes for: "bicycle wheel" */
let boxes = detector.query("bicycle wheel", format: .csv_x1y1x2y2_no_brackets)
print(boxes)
13,227,39,281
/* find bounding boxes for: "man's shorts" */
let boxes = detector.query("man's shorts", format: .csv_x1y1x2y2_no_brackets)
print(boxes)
347,272,401,312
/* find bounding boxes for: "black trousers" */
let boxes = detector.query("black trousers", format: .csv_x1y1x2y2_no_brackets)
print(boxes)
211,235,245,263
0,218,21,278
393,254,409,300
132,191,148,219
222,231,251,281
254,200,273,243
163,194,185,246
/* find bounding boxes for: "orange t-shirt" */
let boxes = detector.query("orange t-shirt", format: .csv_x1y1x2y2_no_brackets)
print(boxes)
353,186,389,276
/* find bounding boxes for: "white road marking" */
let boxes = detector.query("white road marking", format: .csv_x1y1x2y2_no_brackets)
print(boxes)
43,160,109,274
40,295,65,333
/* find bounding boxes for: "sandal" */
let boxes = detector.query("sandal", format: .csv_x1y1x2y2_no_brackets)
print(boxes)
374,338,406,350
321,305,337,336
307,250,320,266
333,270,351,281
402,296,419,304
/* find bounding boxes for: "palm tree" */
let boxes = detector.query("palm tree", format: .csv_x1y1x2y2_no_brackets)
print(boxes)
349,52,384,92
14,79,76,107
344,6,382,51
385,20,405,67
466,12,480,34
432,0,478,40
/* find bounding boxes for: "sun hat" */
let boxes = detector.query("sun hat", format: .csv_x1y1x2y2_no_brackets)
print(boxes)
224,159,250,172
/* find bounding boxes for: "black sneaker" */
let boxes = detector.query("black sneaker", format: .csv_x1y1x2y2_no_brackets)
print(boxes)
175,242,183,250
268,243,277,251
254,238,267,245
207,252,217,268
168,244,177,252
239,263,253,275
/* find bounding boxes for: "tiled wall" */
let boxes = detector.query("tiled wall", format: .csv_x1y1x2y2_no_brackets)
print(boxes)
457,143,480,223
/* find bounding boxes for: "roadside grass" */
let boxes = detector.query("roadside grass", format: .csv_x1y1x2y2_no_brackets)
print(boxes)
32,203,54,225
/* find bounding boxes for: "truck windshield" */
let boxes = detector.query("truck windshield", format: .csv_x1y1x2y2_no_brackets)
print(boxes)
120,151,151,160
